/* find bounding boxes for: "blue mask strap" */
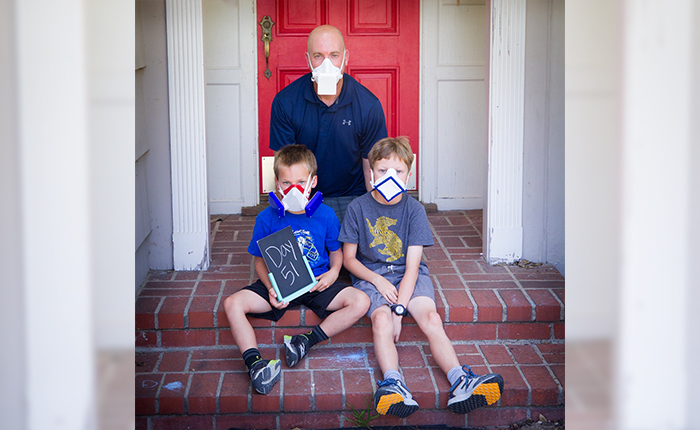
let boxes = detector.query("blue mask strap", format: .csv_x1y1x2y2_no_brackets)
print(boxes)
268,192,285,218
305,192,323,217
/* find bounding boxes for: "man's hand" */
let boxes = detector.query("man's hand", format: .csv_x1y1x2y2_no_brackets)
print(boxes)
311,268,339,293
392,313,403,343
372,275,398,304
268,288,289,309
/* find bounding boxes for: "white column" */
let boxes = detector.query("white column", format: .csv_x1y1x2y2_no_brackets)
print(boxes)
485,0,526,264
166,0,211,270
15,0,94,428
617,1,693,428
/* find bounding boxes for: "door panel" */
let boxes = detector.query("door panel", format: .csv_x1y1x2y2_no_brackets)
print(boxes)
257,0,419,192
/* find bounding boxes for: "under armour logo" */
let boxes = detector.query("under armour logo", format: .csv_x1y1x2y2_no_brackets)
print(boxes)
342,119,352,126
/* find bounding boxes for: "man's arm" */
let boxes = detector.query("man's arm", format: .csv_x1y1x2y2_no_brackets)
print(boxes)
342,242,398,304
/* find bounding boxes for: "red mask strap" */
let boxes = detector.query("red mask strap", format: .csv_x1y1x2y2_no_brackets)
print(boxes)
282,184,305,195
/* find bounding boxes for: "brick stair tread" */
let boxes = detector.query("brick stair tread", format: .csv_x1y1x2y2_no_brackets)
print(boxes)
136,211,564,429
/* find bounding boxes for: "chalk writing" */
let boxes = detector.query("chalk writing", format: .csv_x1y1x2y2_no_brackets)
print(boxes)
264,239,301,286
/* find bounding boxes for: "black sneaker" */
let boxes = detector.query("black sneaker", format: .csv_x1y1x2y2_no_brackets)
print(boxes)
373,378,419,418
283,334,309,368
249,359,281,395
447,365,504,413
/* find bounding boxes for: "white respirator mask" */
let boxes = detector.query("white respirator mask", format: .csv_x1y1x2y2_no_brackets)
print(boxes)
370,168,407,202
308,51,345,96
278,173,313,212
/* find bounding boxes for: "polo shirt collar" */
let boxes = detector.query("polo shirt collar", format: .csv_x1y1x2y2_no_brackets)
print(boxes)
303,73,353,109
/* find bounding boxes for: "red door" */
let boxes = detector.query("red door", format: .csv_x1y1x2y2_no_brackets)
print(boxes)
257,0,420,191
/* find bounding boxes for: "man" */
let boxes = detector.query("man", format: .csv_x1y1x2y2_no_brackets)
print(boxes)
269,25,388,222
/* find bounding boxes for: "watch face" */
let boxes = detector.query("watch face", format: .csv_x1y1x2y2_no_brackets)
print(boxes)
393,305,406,315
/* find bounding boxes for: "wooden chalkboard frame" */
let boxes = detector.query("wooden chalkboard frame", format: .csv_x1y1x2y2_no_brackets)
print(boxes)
257,226,318,303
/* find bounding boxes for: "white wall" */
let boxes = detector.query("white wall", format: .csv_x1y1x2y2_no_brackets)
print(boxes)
135,0,174,289
522,0,565,274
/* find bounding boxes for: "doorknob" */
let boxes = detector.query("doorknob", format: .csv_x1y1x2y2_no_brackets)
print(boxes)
259,16,274,80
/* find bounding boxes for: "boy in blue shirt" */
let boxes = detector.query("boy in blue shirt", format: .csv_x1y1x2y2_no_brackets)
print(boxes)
340,137,504,417
223,145,370,394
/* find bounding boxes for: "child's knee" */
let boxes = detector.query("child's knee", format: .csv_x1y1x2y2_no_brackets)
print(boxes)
371,308,392,331
423,310,444,333
353,291,371,313
223,293,244,316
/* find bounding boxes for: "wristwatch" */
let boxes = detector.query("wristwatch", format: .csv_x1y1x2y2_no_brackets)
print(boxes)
390,304,407,316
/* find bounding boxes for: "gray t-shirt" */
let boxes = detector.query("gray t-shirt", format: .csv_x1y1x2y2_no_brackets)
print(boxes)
338,192,434,274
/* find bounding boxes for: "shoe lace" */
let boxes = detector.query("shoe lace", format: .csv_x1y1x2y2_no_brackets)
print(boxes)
377,378,399,388
462,365,478,379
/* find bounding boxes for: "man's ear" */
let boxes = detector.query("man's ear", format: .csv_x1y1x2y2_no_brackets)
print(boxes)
342,49,349,73
310,175,318,189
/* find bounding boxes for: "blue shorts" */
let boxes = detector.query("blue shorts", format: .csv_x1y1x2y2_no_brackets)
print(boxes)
244,278,349,322
352,264,435,318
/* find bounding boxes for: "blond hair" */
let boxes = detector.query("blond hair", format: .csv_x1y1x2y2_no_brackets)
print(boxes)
368,137,414,170
273,144,318,178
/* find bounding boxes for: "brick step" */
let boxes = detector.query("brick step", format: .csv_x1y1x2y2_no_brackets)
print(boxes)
136,338,563,429
135,211,564,429
136,274,565,332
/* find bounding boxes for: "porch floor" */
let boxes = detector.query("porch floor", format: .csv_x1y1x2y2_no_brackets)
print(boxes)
135,210,564,429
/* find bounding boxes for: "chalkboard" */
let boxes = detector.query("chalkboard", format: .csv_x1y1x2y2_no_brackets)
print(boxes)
257,226,318,303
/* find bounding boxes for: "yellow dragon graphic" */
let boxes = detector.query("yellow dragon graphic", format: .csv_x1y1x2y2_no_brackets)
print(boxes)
367,216,404,262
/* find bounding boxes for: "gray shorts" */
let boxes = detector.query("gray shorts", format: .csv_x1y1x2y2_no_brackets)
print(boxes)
353,264,435,318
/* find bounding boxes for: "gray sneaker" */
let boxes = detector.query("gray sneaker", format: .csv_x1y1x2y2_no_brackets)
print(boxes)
249,359,281,395
373,378,419,418
447,365,504,413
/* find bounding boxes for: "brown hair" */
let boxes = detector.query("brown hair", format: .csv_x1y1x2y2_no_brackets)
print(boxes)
273,144,318,178
368,137,414,170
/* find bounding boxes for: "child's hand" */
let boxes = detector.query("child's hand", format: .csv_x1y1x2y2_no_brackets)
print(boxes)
311,269,339,293
372,275,398,304
268,288,289,309
392,313,403,343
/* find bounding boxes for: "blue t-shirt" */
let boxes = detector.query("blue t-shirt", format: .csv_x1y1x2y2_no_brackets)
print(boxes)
269,73,388,197
248,204,341,277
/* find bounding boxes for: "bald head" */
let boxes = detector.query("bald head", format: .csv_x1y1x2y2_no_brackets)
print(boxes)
307,25,345,53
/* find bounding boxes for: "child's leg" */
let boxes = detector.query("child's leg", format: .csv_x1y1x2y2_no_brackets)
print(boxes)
223,287,281,395
284,285,369,367
370,305,419,418
408,296,504,413
407,296,460,374
223,289,273,352
319,286,370,335
371,305,400,374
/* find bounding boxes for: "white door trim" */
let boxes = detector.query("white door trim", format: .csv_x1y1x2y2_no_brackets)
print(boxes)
165,0,211,270
485,0,527,264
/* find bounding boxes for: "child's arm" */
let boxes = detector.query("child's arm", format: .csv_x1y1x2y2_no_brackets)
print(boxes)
254,256,290,310
343,242,399,304
396,245,423,307
392,245,423,342
311,248,342,292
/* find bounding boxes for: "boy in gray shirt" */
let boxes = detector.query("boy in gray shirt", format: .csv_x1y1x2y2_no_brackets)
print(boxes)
339,137,504,418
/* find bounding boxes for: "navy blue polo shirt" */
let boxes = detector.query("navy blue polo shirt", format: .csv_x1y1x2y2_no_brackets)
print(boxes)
269,73,388,197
